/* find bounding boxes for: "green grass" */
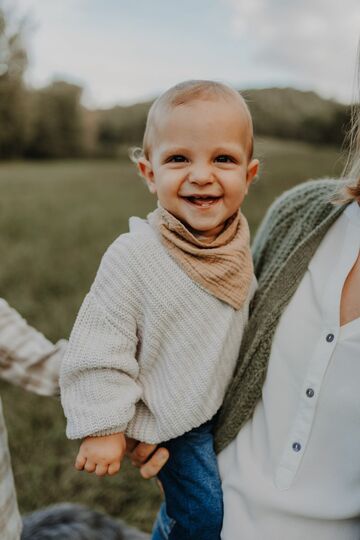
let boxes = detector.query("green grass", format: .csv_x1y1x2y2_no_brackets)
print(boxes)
0,138,345,531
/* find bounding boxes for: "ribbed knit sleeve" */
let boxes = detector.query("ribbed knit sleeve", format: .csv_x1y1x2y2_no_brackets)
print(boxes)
60,237,142,440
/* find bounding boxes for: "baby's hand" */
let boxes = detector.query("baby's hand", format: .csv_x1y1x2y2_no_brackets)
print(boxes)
75,432,126,477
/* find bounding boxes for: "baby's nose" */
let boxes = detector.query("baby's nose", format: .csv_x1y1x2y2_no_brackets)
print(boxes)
188,164,214,184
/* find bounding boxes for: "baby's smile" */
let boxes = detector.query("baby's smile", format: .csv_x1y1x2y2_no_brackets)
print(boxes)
138,93,259,241
181,193,222,209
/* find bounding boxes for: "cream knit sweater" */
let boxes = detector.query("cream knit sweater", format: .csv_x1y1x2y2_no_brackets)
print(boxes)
60,217,256,444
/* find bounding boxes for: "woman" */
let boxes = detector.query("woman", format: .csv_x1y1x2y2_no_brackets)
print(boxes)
130,56,360,539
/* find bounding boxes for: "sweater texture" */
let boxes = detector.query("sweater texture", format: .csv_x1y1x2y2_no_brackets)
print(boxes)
60,217,256,444
214,178,348,453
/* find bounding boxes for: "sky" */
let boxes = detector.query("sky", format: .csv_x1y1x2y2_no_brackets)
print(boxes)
8,0,360,108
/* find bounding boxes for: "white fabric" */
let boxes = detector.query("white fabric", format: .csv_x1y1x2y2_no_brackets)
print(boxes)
60,217,256,444
219,201,360,540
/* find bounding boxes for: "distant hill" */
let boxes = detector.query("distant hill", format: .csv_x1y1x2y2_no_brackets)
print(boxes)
243,87,349,145
85,101,152,156
85,87,350,156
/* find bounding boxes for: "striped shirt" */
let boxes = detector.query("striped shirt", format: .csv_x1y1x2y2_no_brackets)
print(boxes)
0,299,66,540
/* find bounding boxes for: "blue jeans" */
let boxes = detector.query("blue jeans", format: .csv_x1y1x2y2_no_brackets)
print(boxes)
151,419,223,540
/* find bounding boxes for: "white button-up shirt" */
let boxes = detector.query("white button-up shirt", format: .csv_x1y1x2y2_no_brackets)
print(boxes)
219,201,360,540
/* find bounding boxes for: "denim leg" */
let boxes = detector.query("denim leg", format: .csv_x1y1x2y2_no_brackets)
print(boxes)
151,420,223,540
152,503,176,540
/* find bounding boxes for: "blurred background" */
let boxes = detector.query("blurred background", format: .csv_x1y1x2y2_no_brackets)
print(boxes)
0,0,359,532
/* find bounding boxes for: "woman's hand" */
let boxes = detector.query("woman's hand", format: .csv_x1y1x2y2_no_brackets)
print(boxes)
125,437,169,479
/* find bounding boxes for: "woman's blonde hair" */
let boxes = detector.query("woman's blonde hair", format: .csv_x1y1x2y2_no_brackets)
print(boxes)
337,44,360,203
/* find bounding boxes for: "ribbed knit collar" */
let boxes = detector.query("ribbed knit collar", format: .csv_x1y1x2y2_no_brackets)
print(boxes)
147,205,253,310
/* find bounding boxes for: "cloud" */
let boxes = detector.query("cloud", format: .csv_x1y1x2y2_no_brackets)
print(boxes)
13,0,256,106
223,0,360,102
10,0,360,106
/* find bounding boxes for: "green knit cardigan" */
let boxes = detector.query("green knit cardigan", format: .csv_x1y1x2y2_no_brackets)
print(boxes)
214,178,348,453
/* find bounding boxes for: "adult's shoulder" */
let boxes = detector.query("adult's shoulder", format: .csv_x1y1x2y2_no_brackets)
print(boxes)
254,178,340,243
252,178,342,274
266,178,339,221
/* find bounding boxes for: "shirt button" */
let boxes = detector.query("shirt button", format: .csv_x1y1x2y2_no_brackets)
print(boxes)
306,388,315,398
326,333,335,343
292,442,301,452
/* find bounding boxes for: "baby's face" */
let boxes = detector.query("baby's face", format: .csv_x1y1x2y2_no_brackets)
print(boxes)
139,98,259,241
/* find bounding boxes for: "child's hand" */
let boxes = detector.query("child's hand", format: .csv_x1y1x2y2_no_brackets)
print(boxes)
75,432,126,477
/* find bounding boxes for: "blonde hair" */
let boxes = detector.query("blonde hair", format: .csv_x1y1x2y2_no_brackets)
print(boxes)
131,80,254,163
336,44,360,204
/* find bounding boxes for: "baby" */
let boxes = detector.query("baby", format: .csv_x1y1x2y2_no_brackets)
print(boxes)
60,80,259,540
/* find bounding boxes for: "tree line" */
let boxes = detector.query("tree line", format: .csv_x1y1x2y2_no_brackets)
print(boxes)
0,6,352,160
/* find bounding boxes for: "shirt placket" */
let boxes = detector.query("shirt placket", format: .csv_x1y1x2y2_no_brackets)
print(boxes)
274,218,358,490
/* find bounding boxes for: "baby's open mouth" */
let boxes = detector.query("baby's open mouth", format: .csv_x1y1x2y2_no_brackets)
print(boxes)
182,195,221,208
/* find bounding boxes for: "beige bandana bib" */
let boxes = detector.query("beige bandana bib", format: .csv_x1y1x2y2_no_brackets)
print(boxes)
147,206,253,310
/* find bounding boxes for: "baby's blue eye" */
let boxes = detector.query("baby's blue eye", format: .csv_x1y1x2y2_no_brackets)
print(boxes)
168,155,187,162
216,155,234,163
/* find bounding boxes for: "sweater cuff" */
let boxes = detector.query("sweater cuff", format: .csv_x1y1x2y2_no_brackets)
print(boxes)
90,425,128,438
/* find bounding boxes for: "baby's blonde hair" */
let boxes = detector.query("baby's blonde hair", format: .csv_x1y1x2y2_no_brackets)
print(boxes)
131,80,254,163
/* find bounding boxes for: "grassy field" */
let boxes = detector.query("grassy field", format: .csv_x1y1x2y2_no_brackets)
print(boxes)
0,137,345,531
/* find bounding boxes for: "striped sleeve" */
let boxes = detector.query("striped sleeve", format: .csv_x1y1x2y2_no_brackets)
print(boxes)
0,299,66,396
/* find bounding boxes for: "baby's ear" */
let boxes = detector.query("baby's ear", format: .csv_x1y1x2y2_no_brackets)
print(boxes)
246,158,259,189
137,157,157,194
